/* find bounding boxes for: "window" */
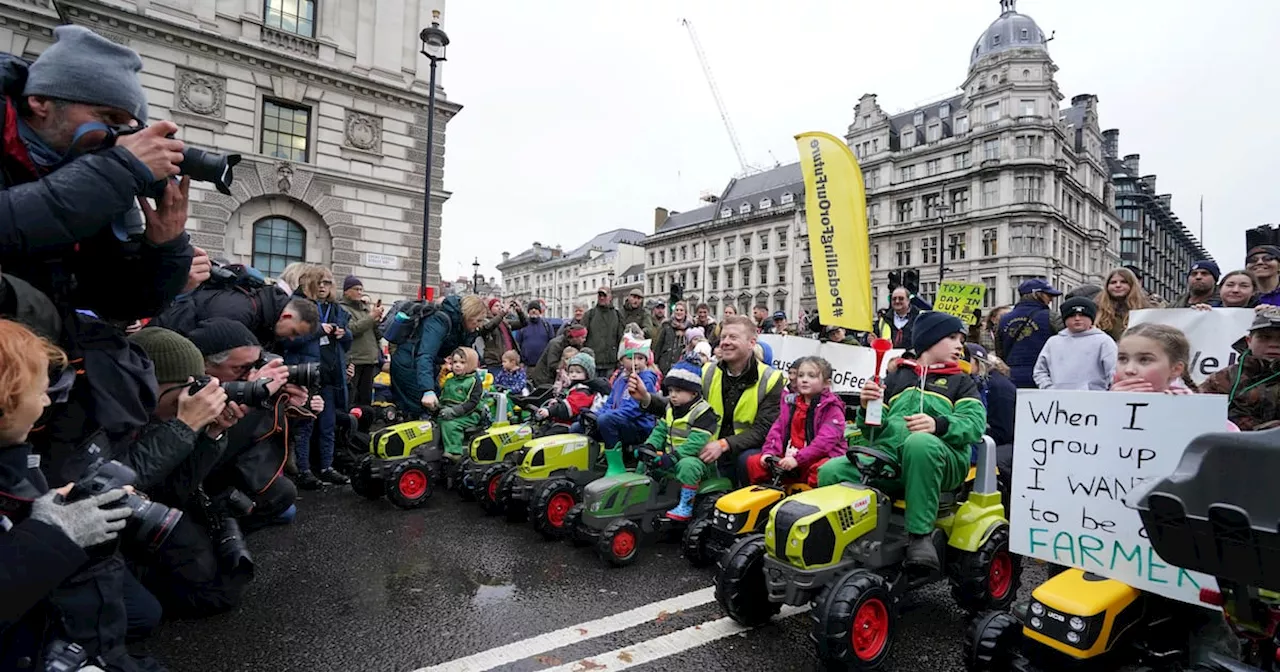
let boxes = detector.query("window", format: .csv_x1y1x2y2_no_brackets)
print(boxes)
899,165,916,181
260,100,310,162
926,124,940,142
739,202,751,215
950,188,969,214
649,252,655,266
902,129,915,149
921,236,938,265
867,202,881,224
709,241,719,260
940,103,951,118
710,268,719,290
659,250,666,264
759,197,773,209
1015,174,1044,202
742,236,751,254
1019,99,1036,117
955,115,969,134
981,179,999,207
692,243,699,258
720,207,732,218
896,198,914,223
252,216,305,276
864,169,880,189
872,243,880,269
982,276,997,308
895,240,912,266
780,192,794,204
679,245,687,261
1028,223,1046,255
726,238,735,257
759,232,769,252
777,259,787,283
778,228,788,249
1009,224,1026,254
954,151,971,170
757,261,769,286
725,267,734,289
913,112,924,126
648,276,655,294
692,269,699,288
926,158,941,176
991,33,1001,46
1014,135,1044,157
920,281,938,304
983,138,1000,161
985,102,1000,123
982,227,998,256
923,193,941,218
948,232,967,260
264,0,316,38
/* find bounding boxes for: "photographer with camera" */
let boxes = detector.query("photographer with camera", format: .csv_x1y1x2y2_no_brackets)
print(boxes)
151,257,292,348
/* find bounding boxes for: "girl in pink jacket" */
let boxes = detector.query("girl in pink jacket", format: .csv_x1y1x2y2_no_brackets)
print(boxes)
746,356,849,487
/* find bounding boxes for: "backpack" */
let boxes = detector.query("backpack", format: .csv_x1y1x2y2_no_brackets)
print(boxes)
381,299,446,347
205,261,267,291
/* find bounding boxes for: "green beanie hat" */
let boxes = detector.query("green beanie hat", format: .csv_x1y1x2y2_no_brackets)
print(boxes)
129,327,205,385
567,351,596,376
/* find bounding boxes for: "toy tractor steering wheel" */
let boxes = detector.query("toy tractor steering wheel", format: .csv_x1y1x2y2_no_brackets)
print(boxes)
579,410,599,436
762,455,792,485
849,445,901,481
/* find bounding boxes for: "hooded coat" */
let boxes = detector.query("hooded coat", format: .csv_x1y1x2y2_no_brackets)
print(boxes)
1032,327,1118,391
390,295,473,411
760,388,848,468
583,304,623,372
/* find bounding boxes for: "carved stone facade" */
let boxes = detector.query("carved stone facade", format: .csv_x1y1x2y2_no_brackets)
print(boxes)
0,0,459,300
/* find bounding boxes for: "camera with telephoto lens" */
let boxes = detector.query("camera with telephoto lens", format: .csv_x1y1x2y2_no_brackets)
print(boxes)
255,354,320,390
198,486,254,578
188,375,274,408
62,459,182,554
109,124,241,197
44,640,89,672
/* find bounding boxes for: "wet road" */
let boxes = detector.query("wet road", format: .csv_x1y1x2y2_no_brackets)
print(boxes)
147,484,1048,672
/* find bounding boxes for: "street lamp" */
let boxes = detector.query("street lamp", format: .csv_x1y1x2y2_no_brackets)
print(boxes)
471,257,481,294
417,11,450,300
935,201,953,283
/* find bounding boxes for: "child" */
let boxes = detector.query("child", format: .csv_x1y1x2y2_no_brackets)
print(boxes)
786,362,800,393
747,356,847,488
437,347,487,456
538,351,609,431
816,311,986,571
1033,297,1117,390
554,346,580,394
493,349,528,396
642,358,721,521
691,339,712,365
596,336,660,476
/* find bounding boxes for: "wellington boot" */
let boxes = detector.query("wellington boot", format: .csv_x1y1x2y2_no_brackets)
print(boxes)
666,485,698,521
604,446,627,477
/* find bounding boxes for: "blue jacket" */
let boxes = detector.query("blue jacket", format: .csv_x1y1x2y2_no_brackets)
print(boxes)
979,371,1017,446
515,316,556,367
599,369,659,434
998,299,1054,389
390,295,473,410
280,292,322,366
316,299,352,407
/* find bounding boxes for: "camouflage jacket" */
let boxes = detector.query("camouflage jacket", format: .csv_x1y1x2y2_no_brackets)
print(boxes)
1199,354,1280,431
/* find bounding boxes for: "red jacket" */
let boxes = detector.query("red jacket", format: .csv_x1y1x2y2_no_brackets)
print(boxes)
760,388,848,468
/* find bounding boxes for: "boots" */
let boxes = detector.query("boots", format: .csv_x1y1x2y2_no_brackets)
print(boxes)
604,445,627,477
906,533,940,571
666,485,698,521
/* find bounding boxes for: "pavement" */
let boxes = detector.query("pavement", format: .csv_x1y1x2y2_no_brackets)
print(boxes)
145,484,1048,672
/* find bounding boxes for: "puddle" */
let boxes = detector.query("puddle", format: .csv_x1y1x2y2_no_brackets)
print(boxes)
471,582,517,606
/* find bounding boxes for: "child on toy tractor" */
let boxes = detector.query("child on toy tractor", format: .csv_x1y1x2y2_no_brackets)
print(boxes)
536,351,609,434
437,347,488,456
817,311,986,571
594,336,660,478
746,355,847,488
642,357,722,520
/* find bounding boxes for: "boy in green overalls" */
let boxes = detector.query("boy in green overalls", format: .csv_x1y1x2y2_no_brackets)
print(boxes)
437,346,486,456
816,311,986,570
642,359,721,521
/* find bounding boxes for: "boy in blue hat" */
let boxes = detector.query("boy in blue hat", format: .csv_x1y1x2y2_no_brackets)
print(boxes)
641,357,721,521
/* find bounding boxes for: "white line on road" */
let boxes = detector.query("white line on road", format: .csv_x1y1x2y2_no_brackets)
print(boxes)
539,605,811,672
415,587,718,672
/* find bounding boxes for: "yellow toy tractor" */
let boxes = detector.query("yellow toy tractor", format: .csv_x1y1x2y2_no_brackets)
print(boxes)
683,453,811,568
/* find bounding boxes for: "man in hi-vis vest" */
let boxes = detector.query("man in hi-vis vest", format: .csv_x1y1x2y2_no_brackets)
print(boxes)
629,316,784,485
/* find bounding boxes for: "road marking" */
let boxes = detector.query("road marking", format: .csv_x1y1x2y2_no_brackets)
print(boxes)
540,605,810,672
415,587,718,672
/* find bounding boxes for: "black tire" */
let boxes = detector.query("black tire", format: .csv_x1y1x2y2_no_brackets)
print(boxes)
811,569,896,670
384,459,433,509
476,464,511,515
531,478,580,540
500,471,527,523
950,525,1021,613
964,610,1021,672
596,519,641,567
564,503,589,546
714,534,781,626
682,518,715,568
694,493,723,520
456,458,476,501
350,456,382,500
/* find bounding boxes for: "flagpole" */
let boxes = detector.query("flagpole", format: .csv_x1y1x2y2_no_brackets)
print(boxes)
1199,195,1204,244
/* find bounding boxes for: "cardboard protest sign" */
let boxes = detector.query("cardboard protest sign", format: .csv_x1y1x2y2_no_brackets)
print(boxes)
759,335,903,394
934,282,986,325
1126,308,1254,384
1010,390,1225,605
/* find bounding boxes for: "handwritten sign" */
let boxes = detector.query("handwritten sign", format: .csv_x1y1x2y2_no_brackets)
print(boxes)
1127,308,1255,384
1010,390,1224,606
934,282,986,325
759,335,903,394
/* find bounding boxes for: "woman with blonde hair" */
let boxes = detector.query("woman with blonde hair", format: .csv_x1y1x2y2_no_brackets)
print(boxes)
389,293,489,417
1094,268,1151,341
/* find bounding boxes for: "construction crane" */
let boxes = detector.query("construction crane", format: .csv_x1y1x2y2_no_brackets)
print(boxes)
681,18,756,175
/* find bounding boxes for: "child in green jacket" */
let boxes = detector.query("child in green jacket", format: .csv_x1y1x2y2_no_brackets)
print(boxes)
816,311,987,571
437,346,486,456
642,359,721,521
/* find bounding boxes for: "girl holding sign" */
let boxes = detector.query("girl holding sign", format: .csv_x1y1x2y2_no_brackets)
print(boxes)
1112,322,1241,421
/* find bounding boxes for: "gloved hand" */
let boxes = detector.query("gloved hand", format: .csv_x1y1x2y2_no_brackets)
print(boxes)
29,487,131,548
650,451,677,471
438,407,457,421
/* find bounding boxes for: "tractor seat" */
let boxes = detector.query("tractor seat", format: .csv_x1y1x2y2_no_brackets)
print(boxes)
892,466,977,511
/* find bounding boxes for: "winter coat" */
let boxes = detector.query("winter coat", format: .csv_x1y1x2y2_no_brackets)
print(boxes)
1170,290,1220,309
653,321,687,374
117,419,226,508
583,304,624,371
1199,353,1280,431
855,362,986,453
439,371,485,422
0,56,192,322
390,294,473,409
530,334,573,388
152,284,289,347
341,297,381,366
760,389,848,468
1033,327,1118,391
515,316,557,368
493,366,528,395
480,305,526,369
621,303,657,340
547,378,610,424
599,368,658,436
315,299,352,396
977,371,1017,447
998,299,1058,388
1096,304,1132,342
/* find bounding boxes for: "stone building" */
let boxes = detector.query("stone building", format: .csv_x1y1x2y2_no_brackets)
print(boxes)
0,0,458,301
497,229,647,318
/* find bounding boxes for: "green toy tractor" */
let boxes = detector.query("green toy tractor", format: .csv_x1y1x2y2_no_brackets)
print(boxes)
492,411,604,532
565,446,734,568
349,418,447,509
716,436,1018,670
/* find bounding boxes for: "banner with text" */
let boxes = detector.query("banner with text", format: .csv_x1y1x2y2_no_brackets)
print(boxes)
1126,308,1255,384
1010,389,1224,605
796,131,873,332
760,335,903,394
935,282,987,325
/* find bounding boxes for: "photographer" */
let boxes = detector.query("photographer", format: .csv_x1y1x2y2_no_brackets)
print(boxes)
0,26,195,321
152,258,292,348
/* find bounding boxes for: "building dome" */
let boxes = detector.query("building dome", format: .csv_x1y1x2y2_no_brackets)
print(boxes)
970,0,1048,68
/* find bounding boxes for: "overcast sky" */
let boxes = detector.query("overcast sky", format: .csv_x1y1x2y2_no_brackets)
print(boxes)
436,0,1278,284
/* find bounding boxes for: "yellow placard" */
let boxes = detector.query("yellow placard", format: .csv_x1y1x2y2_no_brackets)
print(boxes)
934,281,986,324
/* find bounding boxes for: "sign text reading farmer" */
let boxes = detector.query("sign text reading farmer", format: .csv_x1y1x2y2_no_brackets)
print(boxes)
1009,390,1223,605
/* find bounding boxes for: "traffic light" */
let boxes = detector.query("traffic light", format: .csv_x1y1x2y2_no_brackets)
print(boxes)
888,271,902,292
903,269,920,295
669,283,683,306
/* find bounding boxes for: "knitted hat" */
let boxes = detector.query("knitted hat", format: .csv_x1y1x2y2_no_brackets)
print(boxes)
1060,296,1097,323
566,351,596,375
684,326,705,343
1187,260,1220,280
1247,245,1280,261
526,300,543,313
693,340,713,360
665,360,704,394
486,298,502,311
343,275,363,292
619,335,651,359
129,327,205,384
911,311,965,355
25,26,149,123
187,318,259,356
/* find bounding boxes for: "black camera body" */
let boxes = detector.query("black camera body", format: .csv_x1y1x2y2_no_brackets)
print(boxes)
63,459,182,554
109,124,240,197
198,486,254,578
188,375,274,408
44,640,88,672
255,354,320,390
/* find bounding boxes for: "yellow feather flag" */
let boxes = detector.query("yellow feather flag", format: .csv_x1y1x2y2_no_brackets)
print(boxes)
795,131,873,332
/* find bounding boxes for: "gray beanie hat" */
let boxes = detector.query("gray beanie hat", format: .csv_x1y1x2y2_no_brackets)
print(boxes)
25,26,149,123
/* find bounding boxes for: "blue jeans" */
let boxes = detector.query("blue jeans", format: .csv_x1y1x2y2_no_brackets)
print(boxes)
595,411,651,449
731,448,761,488
295,385,338,472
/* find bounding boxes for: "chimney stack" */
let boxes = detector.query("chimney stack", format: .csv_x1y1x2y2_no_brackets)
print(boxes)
1140,175,1157,193
654,206,669,233
501,251,510,263
1157,194,1173,210
1122,154,1140,175
1101,129,1119,159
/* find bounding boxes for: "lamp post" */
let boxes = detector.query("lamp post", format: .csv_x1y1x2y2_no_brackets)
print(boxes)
471,257,481,294
417,11,450,300
935,200,952,283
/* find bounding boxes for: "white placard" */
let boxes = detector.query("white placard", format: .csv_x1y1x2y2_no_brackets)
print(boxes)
759,335,903,394
1126,308,1254,384
364,252,399,270
1010,389,1224,605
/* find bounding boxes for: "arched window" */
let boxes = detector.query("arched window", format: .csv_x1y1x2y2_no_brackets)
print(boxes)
252,216,306,276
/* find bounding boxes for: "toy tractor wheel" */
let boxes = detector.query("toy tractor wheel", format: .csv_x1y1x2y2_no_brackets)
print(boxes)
350,455,383,501
596,519,641,567
476,464,510,515
456,458,476,501
532,478,580,540
500,471,527,523
385,459,433,509
681,518,715,568
950,525,1021,612
715,534,781,626
564,503,589,546
812,569,896,669
964,610,1020,672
